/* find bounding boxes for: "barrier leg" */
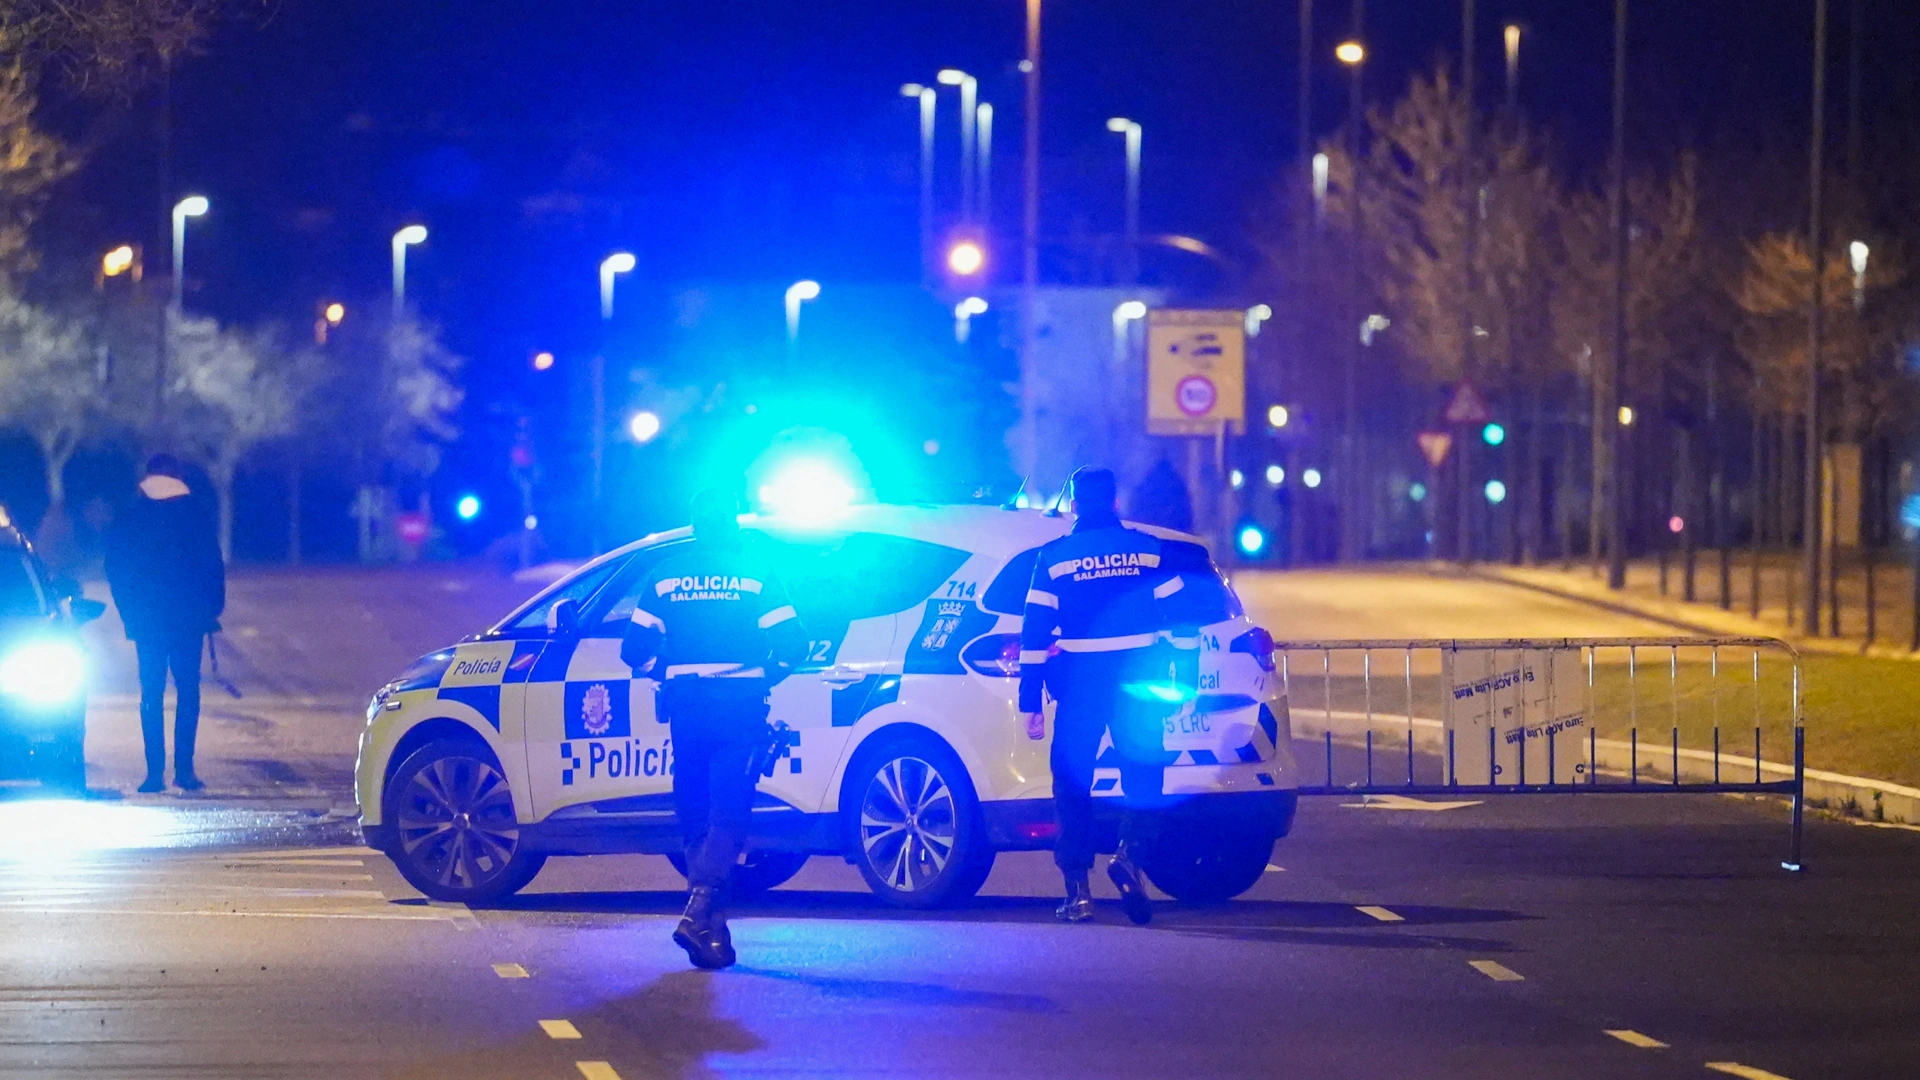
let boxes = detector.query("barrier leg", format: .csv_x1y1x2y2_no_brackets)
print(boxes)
1783,726,1806,873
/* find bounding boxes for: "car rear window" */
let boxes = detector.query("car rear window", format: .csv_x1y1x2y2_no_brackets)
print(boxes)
981,538,1239,623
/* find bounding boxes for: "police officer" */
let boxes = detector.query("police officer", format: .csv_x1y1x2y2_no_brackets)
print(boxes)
622,489,805,969
1019,467,1197,925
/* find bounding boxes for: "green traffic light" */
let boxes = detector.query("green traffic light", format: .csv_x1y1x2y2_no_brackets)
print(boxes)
1482,422,1506,446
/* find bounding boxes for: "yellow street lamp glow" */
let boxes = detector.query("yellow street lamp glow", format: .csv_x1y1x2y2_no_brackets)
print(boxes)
1335,41,1365,65
324,302,345,325
1106,116,1133,133
1618,405,1635,426
1114,300,1147,322
532,351,555,371
102,245,135,277
947,240,985,275
175,195,209,218
1267,404,1290,428
394,224,427,246
1505,24,1522,54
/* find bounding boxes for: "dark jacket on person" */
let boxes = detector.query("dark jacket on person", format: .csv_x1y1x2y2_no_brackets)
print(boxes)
105,475,225,642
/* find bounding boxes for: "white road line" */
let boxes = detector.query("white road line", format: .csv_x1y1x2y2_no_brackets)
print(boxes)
577,1062,622,1079
0,906,449,922
1603,1029,1668,1049
1705,1064,1793,1080
215,858,368,866
1851,820,1920,834
1264,864,1286,873
540,1020,583,1040
1355,905,1404,923
492,963,530,979
1339,794,1485,811
1467,960,1524,982
427,900,480,930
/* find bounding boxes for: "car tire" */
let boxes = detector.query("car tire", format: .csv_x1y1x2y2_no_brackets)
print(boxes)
843,731,994,909
1136,827,1274,903
384,736,546,905
666,850,811,895
32,730,85,792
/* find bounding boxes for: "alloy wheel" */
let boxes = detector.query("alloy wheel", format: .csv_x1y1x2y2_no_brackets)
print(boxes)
396,754,520,890
858,755,958,893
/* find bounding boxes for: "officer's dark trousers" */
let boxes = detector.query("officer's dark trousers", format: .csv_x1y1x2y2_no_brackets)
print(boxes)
661,677,770,890
1049,651,1170,876
135,633,202,779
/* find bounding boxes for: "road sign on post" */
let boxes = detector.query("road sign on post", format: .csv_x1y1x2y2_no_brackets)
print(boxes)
1443,381,1492,426
1417,431,1454,468
1147,309,1246,435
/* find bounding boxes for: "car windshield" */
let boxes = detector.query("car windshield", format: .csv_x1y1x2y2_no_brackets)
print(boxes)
0,551,49,618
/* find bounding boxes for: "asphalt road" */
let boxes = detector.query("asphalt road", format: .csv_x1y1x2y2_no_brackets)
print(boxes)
3,754,1916,1079
10,565,1912,1078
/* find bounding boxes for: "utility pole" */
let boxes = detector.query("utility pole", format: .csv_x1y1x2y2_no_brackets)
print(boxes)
1606,0,1630,589
1457,0,1479,565
1804,0,1830,635
1019,0,1043,482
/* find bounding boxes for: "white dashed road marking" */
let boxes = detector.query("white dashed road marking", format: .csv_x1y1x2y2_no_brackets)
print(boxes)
1355,905,1403,923
492,963,529,979
1467,960,1524,982
540,1020,583,1040
427,900,480,930
1705,1064,1794,1080
1603,1029,1668,1049
1264,864,1286,873
577,1063,622,1080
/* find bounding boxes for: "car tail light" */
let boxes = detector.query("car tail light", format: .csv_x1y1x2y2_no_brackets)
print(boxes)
962,633,1023,677
1231,626,1277,672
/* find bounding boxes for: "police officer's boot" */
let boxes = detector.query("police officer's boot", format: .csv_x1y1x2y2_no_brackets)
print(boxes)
1107,841,1152,926
1055,873,1095,923
673,886,737,970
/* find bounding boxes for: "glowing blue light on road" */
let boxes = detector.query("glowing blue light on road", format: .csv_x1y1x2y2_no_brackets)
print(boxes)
455,495,481,521
1237,525,1267,555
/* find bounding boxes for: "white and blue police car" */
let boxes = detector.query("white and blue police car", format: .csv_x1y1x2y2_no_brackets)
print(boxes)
355,505,1300,907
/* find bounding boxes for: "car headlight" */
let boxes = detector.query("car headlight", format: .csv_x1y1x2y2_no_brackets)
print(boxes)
0,639,86,708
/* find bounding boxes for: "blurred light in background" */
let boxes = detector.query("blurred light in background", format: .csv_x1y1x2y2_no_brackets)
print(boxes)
1267,404,1289,428
532,351,555,371
946,240,985,276
628,410,662,443
1229,469,1245,489
1668,515,1685,534
1409,482,1428,502
922,439,940,456
1245,304,1272,337
758,459,858,524
324,302,345,325
1236,524,1267,555
1617,405,1635,426
1481,422,1505,446
1302,468,1322,489
455,494,481,520
523,515,539,530
1484,480,1507,504
1265,464,1284,486
102,245,136,277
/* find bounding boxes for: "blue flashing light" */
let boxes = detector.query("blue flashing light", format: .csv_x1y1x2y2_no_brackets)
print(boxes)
1482,422,1506,446
1236,524,1268,556
758,459,858,525
455,494,481,521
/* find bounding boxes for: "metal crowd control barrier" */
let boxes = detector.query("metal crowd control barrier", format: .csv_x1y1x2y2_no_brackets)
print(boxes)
1278,637,1806,871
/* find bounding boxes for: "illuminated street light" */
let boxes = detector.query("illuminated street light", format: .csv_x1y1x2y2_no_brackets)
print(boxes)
1265,464,1284,486
1618,405,1636,426
1311,152,1330,219
954,295,989,343
1113,299,1147,323
171,196,209,311
1335,41,1365,65
1409,482,1428,502
1267,404,1290,429
1360,313,1391,345
1850,239,1869,311
1236,524,1268,556
532,351,555,371
1106,116,1143,281
599,251,636,320
325,302,345,325
1482,422,1506,446
1246,303,1273,337
390,223,427,318
947,239,986,276
1485,479,1508,504
1229,469,1245,489
102,245,137,279
1303,468,1323,489
1504,24,1523,108
628,410,662,443
785,279,822,350
455,494,481,521
938,68,980,219
314,301,347,345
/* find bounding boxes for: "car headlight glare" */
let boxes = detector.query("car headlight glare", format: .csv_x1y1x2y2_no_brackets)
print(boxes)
0,639,86,707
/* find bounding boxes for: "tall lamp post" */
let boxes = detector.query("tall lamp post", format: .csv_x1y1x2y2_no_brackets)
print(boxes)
1019,0,1043,482
1105,117,1142,283
592,251,636,554
1804,0,1830,634
902,83,937,279
785,279,821,369
391,224,427,320
170,195,207,311
977,102,994,231
1336,39,1365,562
938,68,978,220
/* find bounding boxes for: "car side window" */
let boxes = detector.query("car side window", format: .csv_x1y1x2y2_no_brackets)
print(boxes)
583,540,694,637
758,531,970,670
981,547,1041,615
1160,540,1242,624
495,555,631,637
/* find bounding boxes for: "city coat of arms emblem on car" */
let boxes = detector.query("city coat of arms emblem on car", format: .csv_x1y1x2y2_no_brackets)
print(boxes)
581,683,614,736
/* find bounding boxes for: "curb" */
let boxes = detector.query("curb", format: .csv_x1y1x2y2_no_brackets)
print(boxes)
1290,707,1920,828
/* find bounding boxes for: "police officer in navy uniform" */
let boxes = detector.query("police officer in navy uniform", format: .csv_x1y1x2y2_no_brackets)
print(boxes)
622,489,805,969
1019,467,1198,925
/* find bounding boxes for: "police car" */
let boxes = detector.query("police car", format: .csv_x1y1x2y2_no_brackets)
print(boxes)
356,505,1299,907
0,512,104,789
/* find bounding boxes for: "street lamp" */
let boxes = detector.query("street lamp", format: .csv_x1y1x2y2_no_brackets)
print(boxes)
589,250,637,553
628,410,661,443
390,223,427,319
937,68,979,220
1849,239,1869,311
1504,24,1523,109
1311,152,1330,222
102,245,137,279
954,296,988,343
785,279,821,369
977,102,994,229
599,251,636,320
903,83,937,279
946,240,986,276
315,301,346,345
1106,117,1143,283
1245,303,1272,337
171,195,208,311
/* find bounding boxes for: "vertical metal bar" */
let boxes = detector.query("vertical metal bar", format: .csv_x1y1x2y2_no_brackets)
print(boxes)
1405,647,1415,785
1366,729,1374,787
1755,726,1762,784
1711,644,1721,746
1786,723,1806,871
1447,727,1457,787
1281,649,1291,698
1489,726,1497,785
1631,727,1638,785
1514,648,1527,788
1668,644,1679,741
1714,726,1721,784
1363,650,1373,733
1548,727,1556,787
1325,730,1334,787
1628,645,1639,731
1671,726,1680,786
1323,648,1333,740
1588,724,1597,786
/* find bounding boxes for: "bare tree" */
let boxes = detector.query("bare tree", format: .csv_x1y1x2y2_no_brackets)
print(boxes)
0,290,91,509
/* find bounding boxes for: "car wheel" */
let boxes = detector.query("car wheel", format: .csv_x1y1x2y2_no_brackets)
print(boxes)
666,850,811,895
844,732,994,909
1137,827,1274,903
385,737,546,905
32,731,85,792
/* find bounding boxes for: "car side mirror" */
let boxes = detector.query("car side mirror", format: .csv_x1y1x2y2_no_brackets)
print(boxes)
546,597,580,638
69,597,107,625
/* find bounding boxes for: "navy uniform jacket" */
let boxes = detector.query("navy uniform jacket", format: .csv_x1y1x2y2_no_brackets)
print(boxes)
619,540,807,686
1017,517,1199,713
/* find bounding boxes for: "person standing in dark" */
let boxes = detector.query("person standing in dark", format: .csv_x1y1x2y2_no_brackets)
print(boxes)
1019,467,1198,925
621,488,806,969
105,455,224,794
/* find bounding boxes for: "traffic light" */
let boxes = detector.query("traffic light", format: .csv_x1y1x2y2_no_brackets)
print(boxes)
1482,422,1505,446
